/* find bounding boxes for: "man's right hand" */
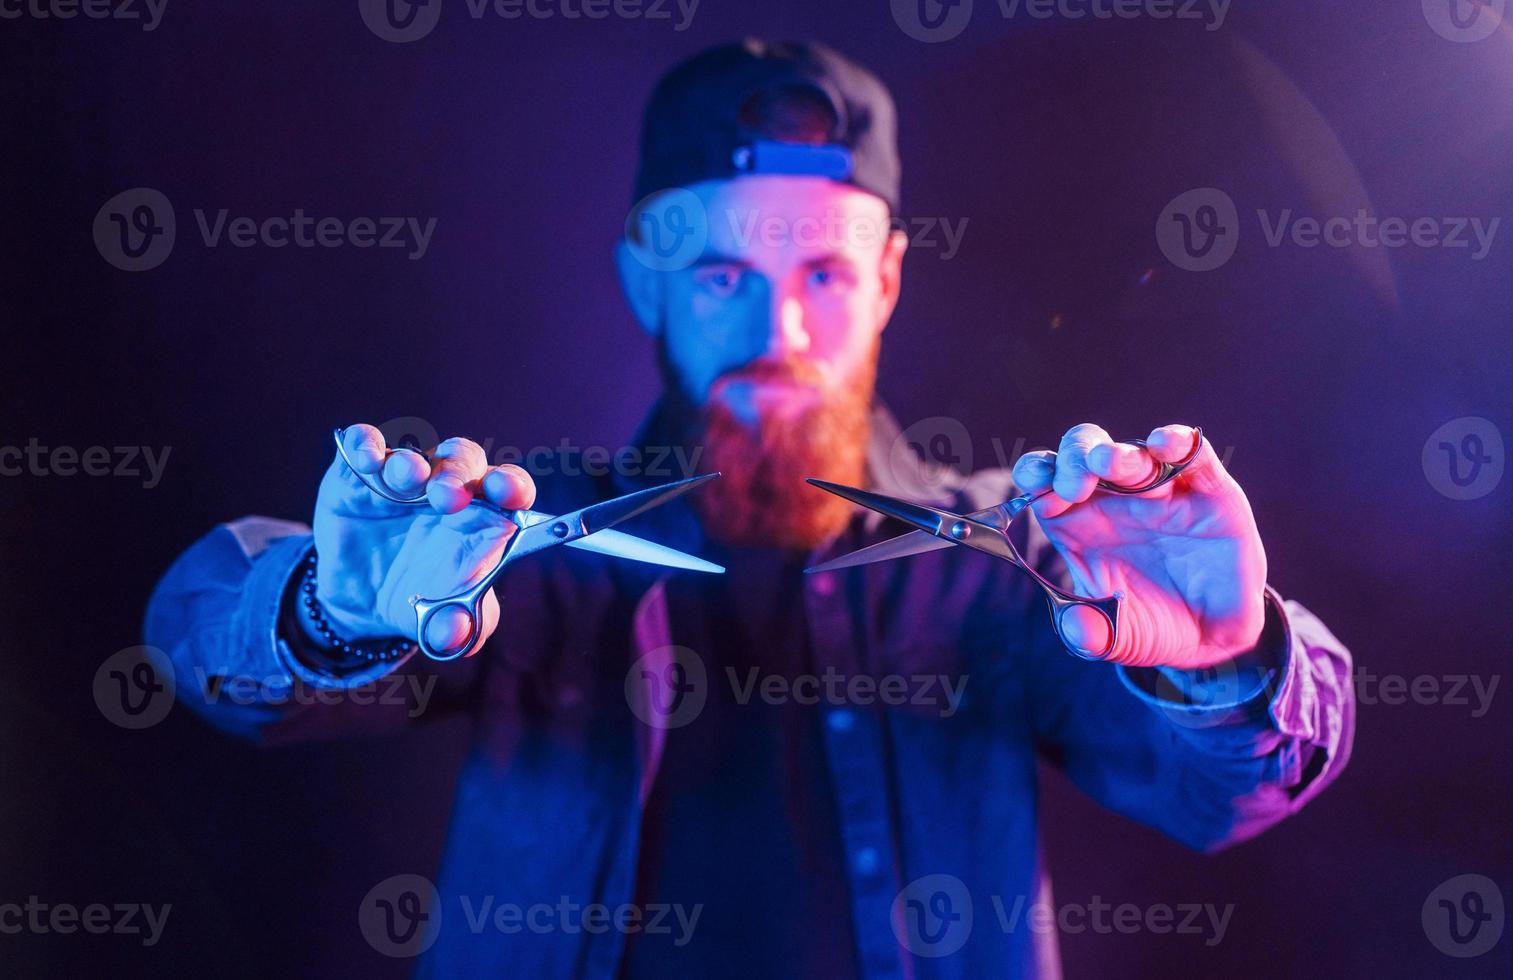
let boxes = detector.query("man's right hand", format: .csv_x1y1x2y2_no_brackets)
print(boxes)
309,423,537,658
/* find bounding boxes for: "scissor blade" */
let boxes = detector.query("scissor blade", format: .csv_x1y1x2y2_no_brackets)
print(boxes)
565,528,724,573
807,494,1039,573
806,531,954,573
805,480,1019,565
511,473,720,562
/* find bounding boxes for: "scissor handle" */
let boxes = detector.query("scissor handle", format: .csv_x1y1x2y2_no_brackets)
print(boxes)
411,590,488,662
409,514,523,660
1092,428,1204,496
333,427,433,504
1041,583,1122,661
996,516,1122,660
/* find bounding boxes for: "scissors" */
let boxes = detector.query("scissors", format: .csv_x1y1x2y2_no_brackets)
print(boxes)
333,428,724,661
804,430,1204,661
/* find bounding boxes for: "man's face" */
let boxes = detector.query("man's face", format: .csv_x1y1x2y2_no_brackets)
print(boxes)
658,174,902,418
619,174,907,550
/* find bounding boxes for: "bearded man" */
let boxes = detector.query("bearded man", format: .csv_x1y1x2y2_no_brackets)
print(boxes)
146,39,1354,980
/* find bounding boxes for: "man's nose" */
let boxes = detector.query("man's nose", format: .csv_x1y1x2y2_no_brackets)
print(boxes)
757,287,810,359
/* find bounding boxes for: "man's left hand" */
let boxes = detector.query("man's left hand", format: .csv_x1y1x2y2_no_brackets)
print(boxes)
1012,423,1267,669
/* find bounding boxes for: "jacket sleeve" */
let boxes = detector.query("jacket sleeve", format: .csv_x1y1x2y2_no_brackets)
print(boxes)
1014,515,1355,853
143,516,481,745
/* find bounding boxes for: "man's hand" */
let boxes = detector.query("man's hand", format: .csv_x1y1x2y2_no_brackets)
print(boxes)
1012,423,1266,669
310,423,537,658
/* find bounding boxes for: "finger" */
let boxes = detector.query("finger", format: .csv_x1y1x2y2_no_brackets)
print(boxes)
381,448,431,495
1052,423,1112,505
427,437,490,514
1059,605,1113,659
424,590,501,659
423,606,476,656
340,423,388,474
1011,450,1056,494
482,464,537,511
1013,451,1074,519
1145,424,1229,496
1086,439,1161,491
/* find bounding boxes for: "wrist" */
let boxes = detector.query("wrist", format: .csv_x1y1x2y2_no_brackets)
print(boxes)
293,552,414,667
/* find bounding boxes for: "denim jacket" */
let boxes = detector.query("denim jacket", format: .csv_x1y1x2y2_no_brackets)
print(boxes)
144,404,1354,978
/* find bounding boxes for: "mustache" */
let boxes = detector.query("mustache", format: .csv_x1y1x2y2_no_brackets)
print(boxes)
712,357,826,390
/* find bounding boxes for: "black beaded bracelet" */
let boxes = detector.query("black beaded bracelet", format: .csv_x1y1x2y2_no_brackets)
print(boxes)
298,552,414,663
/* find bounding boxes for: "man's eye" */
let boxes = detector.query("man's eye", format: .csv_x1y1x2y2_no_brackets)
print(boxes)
809,267,850,290
697,267,743,296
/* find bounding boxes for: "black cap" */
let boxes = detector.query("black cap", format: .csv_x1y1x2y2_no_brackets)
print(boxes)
633,39,901,214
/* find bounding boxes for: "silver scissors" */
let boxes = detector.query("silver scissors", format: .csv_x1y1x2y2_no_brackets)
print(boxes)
333,428,724,661
805,430,1204,660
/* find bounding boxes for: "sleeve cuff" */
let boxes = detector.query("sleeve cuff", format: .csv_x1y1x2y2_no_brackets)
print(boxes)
1115,586,1293,730
265,540,417,690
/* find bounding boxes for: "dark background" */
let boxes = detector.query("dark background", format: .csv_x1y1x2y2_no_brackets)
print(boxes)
2,0,1510,976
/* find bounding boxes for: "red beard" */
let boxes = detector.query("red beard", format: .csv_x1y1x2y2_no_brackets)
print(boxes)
672,352,876,551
